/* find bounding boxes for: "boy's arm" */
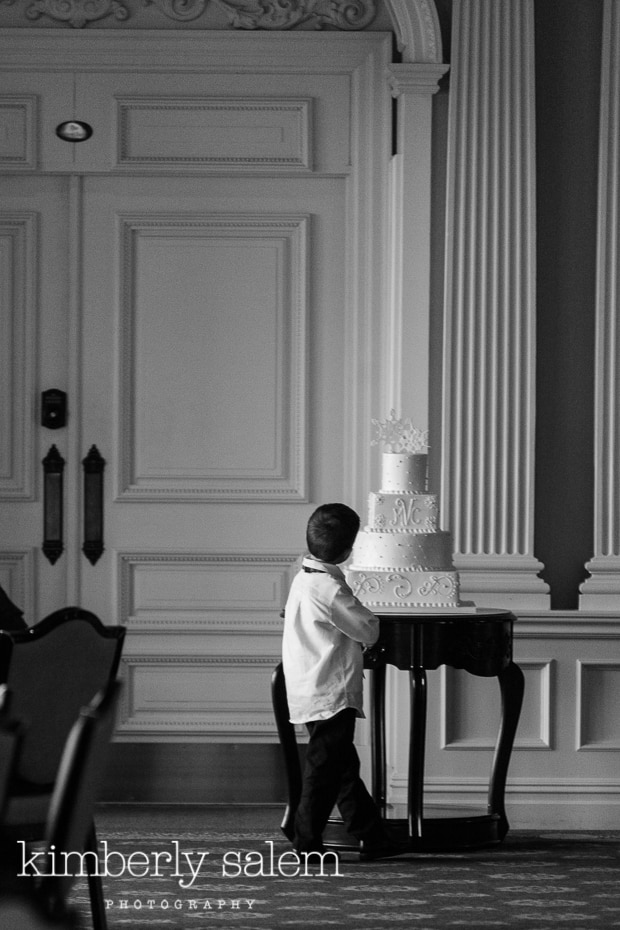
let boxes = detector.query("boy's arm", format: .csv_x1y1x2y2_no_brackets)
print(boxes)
330,586,380,646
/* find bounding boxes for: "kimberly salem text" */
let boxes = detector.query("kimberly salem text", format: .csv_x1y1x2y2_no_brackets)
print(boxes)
17,840,343,886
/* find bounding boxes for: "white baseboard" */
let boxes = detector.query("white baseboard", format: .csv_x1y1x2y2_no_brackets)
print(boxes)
389,779,620,830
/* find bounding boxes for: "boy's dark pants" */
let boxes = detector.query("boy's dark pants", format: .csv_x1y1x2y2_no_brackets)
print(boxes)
294,708,383,852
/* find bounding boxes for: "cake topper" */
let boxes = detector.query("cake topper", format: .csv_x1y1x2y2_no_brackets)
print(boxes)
371,410,429,454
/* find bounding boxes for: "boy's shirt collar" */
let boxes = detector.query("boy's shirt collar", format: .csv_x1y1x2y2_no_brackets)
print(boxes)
301,555,345,579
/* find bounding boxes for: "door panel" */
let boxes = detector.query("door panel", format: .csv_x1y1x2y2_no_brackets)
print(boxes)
0,73,76,172
80,174,347,739
0,177,71,620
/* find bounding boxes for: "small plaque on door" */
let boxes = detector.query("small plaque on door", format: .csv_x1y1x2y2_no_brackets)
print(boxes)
56,120,93,143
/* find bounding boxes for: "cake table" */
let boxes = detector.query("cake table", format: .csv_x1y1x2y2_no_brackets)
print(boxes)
271,608,524,855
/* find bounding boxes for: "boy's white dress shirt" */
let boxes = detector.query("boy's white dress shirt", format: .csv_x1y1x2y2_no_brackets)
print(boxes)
282,555,380,725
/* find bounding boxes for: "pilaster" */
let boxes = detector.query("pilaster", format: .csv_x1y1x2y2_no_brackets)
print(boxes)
580,0,620,608
441,0,549,608
385,62,448,429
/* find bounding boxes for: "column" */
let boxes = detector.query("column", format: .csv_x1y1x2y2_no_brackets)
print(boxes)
441,0,549,608
580,0,620,609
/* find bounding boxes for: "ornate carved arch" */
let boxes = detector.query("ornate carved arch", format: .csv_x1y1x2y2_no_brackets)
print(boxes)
385,0,443,63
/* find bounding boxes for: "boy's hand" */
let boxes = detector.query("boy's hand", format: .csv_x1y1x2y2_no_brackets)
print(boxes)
363,644,383,668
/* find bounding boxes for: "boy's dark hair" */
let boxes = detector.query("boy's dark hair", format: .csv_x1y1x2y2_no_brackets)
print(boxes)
306,503,360,562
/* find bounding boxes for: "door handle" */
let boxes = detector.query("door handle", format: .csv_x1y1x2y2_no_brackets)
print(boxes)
82,445,105,565
42,445,65,565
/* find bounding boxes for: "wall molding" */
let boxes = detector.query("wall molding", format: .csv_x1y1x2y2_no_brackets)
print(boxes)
0,96,37,169
514,610,620,639
115,96,313,172
0,31,400,73
117,213,309,502
439,659,553,752
117,653,281,740
0,213,37,501
577,659,620,751
118,550,297,632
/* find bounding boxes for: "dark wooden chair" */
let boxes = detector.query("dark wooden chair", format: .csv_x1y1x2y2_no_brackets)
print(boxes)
0,900,75,928
0,684,23,826
38,679,122,923
0,607,125,930
1,681,122,929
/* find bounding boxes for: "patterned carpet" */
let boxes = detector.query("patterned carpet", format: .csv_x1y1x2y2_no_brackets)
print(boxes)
19,807,620,930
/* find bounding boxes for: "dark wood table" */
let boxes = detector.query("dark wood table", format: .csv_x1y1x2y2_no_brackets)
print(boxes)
272,608,524,854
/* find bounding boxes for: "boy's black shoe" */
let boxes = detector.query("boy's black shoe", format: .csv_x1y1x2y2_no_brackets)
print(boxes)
358,823,411,861
358,840,410,861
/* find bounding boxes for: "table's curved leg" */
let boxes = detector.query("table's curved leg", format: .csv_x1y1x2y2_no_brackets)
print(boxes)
271,663,302,841
488,661,525,838
408,667,427,840
370,663,387,814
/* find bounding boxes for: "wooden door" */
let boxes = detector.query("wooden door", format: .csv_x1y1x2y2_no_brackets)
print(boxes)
0,33,391,767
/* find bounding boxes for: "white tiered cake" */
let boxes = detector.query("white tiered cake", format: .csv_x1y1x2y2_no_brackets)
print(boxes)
347,413,469,613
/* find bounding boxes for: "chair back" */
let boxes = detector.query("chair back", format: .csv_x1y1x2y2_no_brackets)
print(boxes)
0,584,27,631
39,679,122,915
0,684,23,824
3,607,125,787
0,632,13,681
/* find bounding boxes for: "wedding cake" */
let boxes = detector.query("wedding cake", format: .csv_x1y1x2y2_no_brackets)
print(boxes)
347,412,467,612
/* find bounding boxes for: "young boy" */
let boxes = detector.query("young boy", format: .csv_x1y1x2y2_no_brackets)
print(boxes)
282,502,389,856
